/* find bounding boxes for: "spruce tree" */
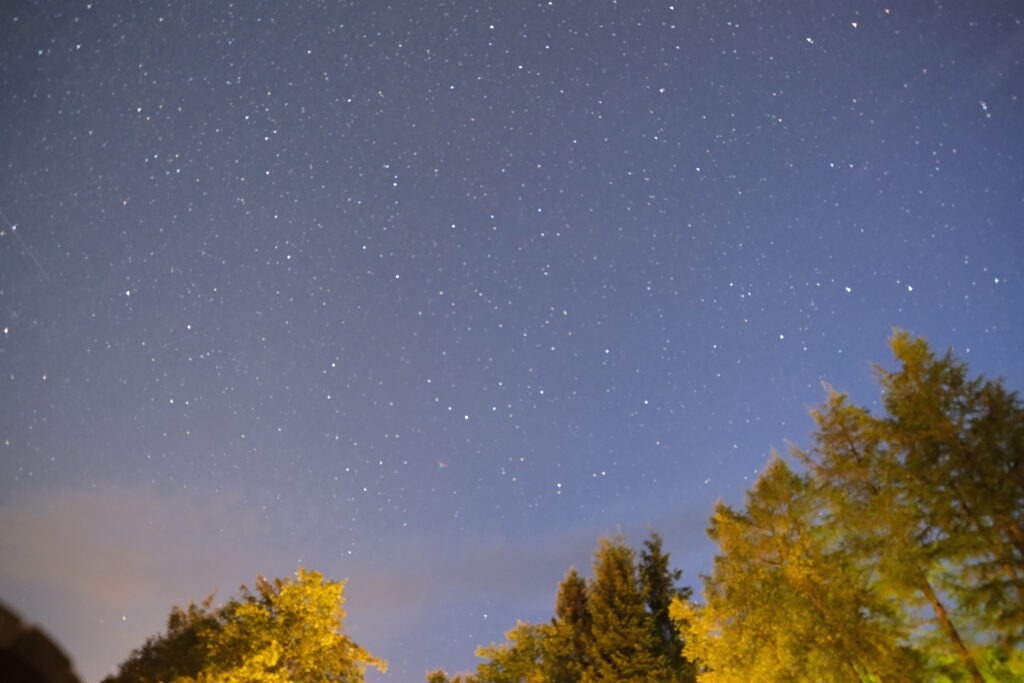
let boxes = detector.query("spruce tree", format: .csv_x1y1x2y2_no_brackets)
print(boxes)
542,568,591,682
584,537,670,682
639,531,695,682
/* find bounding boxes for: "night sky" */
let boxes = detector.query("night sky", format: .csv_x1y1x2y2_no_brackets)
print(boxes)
1,1,1022,681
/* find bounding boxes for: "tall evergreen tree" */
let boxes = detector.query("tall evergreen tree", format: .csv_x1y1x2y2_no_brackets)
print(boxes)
542,568,591,682
584,537,670,682
447,534,694,683
639,531,695,682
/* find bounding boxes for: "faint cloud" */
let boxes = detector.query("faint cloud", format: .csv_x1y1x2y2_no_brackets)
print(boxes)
0,485,268,605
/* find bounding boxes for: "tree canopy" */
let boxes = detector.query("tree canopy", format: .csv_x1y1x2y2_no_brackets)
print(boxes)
102,333,1021,683
429,533,696,683
103,568,385,683
674,332,1024,682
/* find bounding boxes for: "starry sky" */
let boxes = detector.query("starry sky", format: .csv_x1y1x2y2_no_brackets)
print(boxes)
1,1,1022,681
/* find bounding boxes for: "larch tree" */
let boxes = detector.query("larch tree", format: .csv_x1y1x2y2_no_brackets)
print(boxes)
673,456,919,683
799,333,1024,681
802,385,980,680
874,332,1024,652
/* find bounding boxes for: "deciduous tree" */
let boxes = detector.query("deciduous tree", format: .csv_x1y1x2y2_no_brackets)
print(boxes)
104,569,385,683
473,621,546,683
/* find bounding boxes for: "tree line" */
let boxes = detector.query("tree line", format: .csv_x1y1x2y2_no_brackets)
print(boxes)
105,333,1022,682
427,531,696,683
101,569,385,683
671,332,1023,682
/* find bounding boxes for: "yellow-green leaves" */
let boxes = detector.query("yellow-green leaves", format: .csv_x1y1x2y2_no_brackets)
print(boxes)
105,569,385,683
196,569,386,683
680,332,1023,682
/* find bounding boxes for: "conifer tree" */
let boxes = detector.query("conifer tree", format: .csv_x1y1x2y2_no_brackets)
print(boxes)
803,386,983,681
452,535,692,683
874,332,1024,651
542,568,591,682
584,537,670,682
678,332,1024,682
639,531,695,682
798,333,1024,680
674,456,919,683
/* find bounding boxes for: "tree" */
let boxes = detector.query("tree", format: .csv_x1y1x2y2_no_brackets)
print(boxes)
459,535,691,683
639,531,695,682
473,621,546,683
542,568,592,682
673,456,920,683
679,332,1024,682
803,385,980,681
102,597,222,683
427,669,475,683
104,569,385,683
874,333,1024,651
584,537,670,682
800,333,1024,680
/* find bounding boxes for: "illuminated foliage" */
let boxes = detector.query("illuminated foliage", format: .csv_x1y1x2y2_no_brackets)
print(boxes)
443,533,694,683
583,537,672,682
875,333,1024,650
679,332,1024,682
802,333,1023,680
540,568,591,682
673,457,919,683
433,334,1021,682
473,621,548,683
426,671,473,683
104,569,385,683
102,598,221,683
